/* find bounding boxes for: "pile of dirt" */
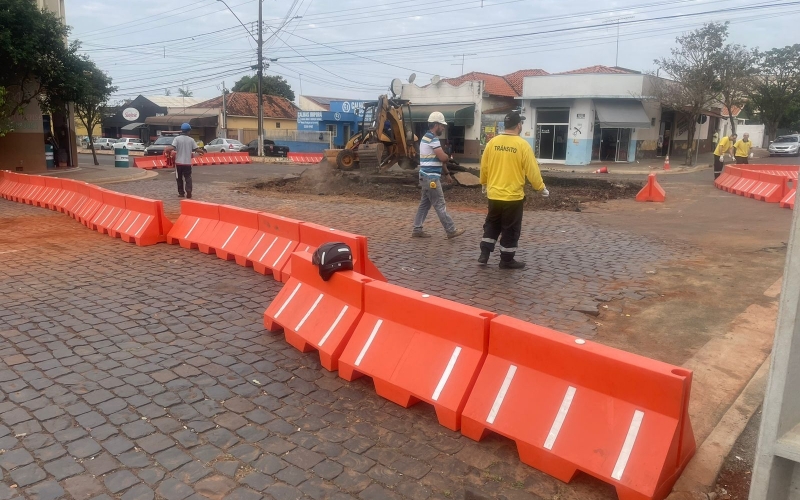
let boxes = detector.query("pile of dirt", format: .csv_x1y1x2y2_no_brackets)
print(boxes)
248,162,643,211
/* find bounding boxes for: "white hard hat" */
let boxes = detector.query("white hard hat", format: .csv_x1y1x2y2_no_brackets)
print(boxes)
428,112,447,126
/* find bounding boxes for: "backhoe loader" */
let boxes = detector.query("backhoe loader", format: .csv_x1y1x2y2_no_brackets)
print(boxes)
333,95,418,172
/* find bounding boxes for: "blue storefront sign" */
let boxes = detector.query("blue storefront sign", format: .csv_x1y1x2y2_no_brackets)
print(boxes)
298,111,324,131
329,101,366,115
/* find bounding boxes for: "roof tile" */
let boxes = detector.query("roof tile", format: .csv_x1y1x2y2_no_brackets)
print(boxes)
191,92,297,119
557,65,637,75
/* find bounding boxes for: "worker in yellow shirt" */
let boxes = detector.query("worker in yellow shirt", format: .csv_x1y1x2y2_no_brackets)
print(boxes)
479,111,548,270
713,133,737,179
734,133,753,164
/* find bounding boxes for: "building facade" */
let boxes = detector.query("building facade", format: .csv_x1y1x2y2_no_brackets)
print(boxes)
191,92,298,146
519,67,715,165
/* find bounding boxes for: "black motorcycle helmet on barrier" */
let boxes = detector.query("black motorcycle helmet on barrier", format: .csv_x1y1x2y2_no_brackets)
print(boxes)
312,242,354,281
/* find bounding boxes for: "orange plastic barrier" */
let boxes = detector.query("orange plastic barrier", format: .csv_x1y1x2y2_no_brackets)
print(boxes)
211,205,261,262
635,173,665,202
58,179,83,215
134,153,251,169
76,186,105,226
732,168,760,196
134,157,168,169
264,252,370,371
714,166,741,192
750,172,788,203
338,282,495,431
90,190,126,234
781,189,796,209
286,222,386,282
166,200,220,253
40,177,63,210
119,196,173,246
461,315,695,500
288,153,324,164
250,213,302,281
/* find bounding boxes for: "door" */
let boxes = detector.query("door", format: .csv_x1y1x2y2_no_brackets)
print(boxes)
553,125,568,161
537,125,555,160
600,128,618,161
616,128,631,162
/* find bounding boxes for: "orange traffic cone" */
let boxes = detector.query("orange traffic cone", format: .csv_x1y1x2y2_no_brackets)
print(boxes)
594,166,609,174
663,155,670,171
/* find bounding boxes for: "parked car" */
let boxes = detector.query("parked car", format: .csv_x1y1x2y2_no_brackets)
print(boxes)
768,134,800,156
205,138,247,153
144,136,175,156
245,139,290,157
114,138,146,151
92,138,116,150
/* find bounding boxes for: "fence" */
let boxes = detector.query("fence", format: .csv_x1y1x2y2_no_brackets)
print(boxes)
229,130,333,153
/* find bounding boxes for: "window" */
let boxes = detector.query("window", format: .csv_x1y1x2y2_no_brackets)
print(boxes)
651,117,657,126
536,108,569,124
275,122,281,128
327,124,337,137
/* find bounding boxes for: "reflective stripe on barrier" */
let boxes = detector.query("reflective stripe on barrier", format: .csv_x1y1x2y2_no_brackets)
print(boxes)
750,172,787,203
461,315,695,500
287,153,324,164
338,281,495,431
732,168,760,196
119,196,172,246
77,186,105,226
264,252,370,371
42,177,63,210
91,190,125,234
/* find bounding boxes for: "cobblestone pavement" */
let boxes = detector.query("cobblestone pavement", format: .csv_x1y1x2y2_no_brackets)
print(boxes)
0,174,690,500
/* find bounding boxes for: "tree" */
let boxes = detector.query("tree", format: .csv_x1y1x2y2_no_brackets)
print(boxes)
716,43,758,136
49,55,116,166
232,74,295,101
749,45,800,142
164,88,172,96
653,23,726,165
177,87,193,97
0,0,74,136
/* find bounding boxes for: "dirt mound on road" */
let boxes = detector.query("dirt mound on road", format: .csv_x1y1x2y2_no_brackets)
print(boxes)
249,162,642,211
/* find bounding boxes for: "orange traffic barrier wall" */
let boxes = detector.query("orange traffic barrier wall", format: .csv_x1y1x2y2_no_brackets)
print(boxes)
288,153,324,164
635,173,665,202
732,168,760,196
134,152,251,170
751,172,788,203
0,172,172,246
290,222,387,282
781,189,796,209
461,315,695,500
211,205,261,262
338,281,495,431
264,252,371,371
250,213,302,281
714,166,741,192
165,200,220,253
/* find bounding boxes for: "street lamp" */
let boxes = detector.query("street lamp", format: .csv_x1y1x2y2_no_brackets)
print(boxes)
217,0,264,156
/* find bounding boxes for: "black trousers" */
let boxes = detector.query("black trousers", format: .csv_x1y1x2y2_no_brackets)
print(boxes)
735,156,749,164
713,155,724,179
176,165,192,195
480,199,524,261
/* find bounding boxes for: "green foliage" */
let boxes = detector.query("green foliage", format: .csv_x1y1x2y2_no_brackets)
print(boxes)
749,45,800,140
177,87,193,97
232,74,295,101
0,0,73,135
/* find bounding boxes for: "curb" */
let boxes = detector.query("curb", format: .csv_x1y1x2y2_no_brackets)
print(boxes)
541,164,713,176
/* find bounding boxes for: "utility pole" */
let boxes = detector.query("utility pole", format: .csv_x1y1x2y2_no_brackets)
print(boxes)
221,81,227,138
257,0,264,157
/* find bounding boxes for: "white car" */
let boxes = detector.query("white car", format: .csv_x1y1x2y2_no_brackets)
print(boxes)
204,138,246,153
92,138,116,150
113,138,146,151
768,135,800,157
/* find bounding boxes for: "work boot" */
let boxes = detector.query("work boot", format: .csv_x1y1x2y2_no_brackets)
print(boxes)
178,193,185,198
446,228,466,239
478,249,490,264
412,231,431,238
499,259,526,270
186,191,192,199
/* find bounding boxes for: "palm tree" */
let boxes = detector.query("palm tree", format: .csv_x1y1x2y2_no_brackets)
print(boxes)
177,87,193,97
232,75,258,93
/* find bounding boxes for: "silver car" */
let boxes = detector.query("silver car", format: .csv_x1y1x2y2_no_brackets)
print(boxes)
769,134,800,156
114,138,146,151
204,138,246,153
92,138,116,150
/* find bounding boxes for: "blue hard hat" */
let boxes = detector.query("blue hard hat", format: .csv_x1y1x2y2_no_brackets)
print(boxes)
181,123,191,131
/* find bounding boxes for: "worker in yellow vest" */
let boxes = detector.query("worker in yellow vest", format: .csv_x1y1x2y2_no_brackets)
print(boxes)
713,133,737,179
733,133,753,164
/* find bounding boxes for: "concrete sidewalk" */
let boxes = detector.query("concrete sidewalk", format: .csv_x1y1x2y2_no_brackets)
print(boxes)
42,163,156,185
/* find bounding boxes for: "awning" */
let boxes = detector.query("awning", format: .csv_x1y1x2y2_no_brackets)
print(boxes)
594,100,651,128
144,114,218,128
120,122,146,131
409,104,475,126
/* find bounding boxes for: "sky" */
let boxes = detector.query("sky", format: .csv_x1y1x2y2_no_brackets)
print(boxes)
64,0,800,105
